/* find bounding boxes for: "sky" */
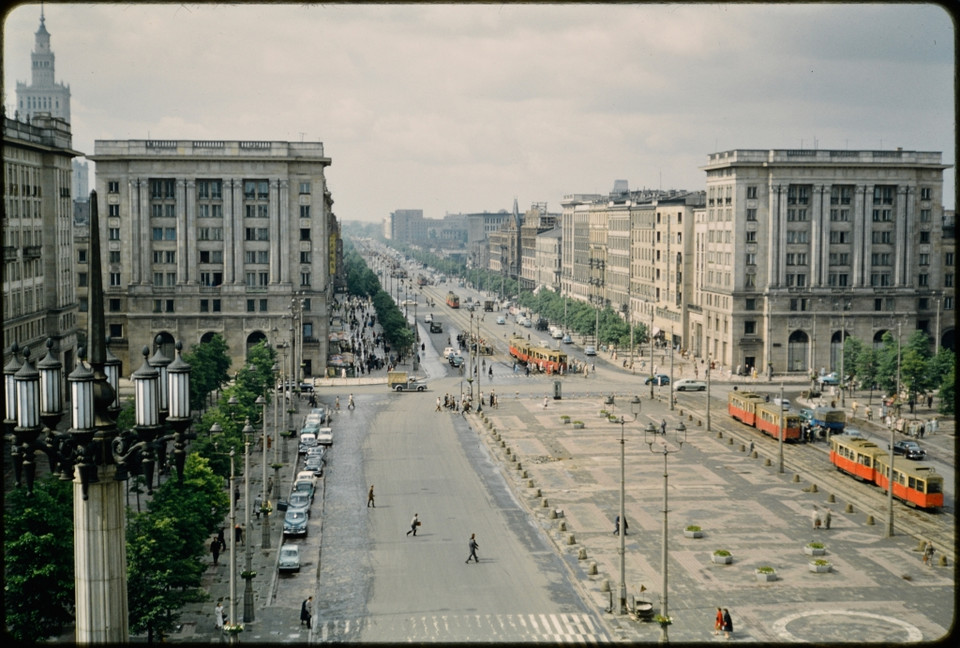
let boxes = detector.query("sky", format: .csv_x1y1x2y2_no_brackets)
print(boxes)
3,2,955,222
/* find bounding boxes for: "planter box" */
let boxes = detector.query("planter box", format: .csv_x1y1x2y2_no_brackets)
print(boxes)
711,553,732,565
804,545,826,556
684,529,703,539
755,570,777,582
572,423,584,429
808,562,832,573
560,418,570,424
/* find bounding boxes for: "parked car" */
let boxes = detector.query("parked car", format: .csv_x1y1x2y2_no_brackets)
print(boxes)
584,345,597,356
304,455,325,477
292,479,315,502
496,316,506,325
562,334,573,344
298,433,317,454
673,379,707,392
892,440,925,460
306,446,326,461
644,374,670,386
552,329,564,339
449,354,464,368
278,544,301,572
286,491,311,516
283,510,308,537
306,407,328,424
295,470,317,487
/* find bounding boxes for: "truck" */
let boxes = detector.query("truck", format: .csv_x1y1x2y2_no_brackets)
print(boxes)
429,321,443,333
484,300,495,312
387,371,428,392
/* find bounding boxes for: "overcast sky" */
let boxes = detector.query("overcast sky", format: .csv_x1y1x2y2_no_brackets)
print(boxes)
3,2,955,221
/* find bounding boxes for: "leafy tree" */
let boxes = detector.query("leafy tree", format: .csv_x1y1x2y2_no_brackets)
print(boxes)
900,331,934,406
937,360,955,415
127,453,226,642
183,334,233,413
3,476,75,642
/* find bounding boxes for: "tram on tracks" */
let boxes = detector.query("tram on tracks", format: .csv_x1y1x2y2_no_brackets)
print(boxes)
829,436,944,510
446,292,460,309
508,336,568,374
728,391,802,441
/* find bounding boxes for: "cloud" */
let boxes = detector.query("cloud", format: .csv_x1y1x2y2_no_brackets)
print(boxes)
3,2,954,219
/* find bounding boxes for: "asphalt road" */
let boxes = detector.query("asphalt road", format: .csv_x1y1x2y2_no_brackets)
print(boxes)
311,378,610,642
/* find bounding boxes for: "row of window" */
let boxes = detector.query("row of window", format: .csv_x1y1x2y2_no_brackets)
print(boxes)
107,178,313,198
103,227,316,242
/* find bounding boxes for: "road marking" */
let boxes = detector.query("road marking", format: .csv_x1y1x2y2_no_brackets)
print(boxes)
316,612,610,642
771,609,924,642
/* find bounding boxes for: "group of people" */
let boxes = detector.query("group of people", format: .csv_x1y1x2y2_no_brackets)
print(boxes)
811,506,832,530
714,607,734,639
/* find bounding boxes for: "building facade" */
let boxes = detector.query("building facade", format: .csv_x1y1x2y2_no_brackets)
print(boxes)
88,139,337,374
697,148,953,375
3,113,82,372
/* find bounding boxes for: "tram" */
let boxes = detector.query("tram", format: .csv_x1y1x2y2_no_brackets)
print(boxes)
829,436,943,510
446,292,460,309
728,391,802,441
508,337,568,374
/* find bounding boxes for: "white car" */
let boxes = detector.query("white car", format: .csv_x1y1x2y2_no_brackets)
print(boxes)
424,313,433,323
295,470,317,487
298,433,317,454
773,397,791,410
673,379,707,392
443,346,457,359
278,544,301,572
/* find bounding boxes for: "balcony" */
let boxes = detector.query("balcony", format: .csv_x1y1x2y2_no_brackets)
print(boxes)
23,246,42,259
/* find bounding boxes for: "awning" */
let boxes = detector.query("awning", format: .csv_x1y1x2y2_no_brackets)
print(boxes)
652,327,661,336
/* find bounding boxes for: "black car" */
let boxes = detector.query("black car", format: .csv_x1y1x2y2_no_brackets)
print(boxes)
892,440,926,460
449,354,464,368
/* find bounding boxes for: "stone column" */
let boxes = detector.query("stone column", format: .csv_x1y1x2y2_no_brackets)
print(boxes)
74,466,128,643
852,185,868,287
810,185,826,287
177,179,189,284
895,186,910,286
278,179,290,285
183,179,197,284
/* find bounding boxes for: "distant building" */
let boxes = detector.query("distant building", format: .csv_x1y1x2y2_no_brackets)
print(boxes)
88,139,338,374
72,159,89,200
534,228,562,292
385,209,426,243
15,9,71,124
2,113,82,372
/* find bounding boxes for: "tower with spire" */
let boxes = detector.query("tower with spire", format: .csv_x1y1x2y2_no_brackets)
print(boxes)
16,7,72,123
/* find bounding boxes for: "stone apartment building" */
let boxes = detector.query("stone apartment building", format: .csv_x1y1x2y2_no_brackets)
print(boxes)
88,139,338,374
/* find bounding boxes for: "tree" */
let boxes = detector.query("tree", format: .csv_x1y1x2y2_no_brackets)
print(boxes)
127,453,227,643
184,334,233,413
3,476,75,642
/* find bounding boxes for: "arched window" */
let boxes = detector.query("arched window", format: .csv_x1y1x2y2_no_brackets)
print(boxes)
787,330,809,372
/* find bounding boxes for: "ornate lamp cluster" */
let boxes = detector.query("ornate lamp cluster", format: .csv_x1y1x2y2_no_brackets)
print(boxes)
4,335,192,499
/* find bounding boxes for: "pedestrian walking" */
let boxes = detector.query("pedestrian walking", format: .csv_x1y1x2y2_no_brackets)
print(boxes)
300,596,313,628
823,508,832,530
210,538,221,565
254,495,262,520
216,527,227,552
713,607,723,635
923,542,935,566
660,419,667,435
367,485,375,508
215,601,225,631
543,396,549,409
613,515,628,536
811,506,821,530
335,395,340,411
722,608,733,639
235,523,243,545
406,513,421,536
465,533,480,563
348,393,355,409
436,396,442,412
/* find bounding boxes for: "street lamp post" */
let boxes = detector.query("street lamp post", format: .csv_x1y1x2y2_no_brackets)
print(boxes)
256,395,271,549
835,299,851,407
705,356,712,433
271,362,280,501
645,419,687,644
211,422,237,631
669,326,675,411
241,419,255,623
615,396,641,614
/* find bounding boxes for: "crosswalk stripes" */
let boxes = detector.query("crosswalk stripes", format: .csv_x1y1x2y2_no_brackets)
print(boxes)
316,612,610,643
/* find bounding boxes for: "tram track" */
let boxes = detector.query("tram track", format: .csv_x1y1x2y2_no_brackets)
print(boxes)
678,397,956,564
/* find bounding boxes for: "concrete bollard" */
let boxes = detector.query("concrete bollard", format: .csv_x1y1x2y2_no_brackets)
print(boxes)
739,444,746,452
526,479,535,488
827,493,836,503
558,520,567,532
939,555,948,567
765,458,772,466
845,503,854,513
728,437,734,445
505,447,511,456
716,431,723,438
500,440,506,447
688,414,693,421
697,419,702,426
750,451,758,458
793,474,801,482
521,470,528,478
516,461,522,471
541,498,549,507
588,561,598,575
567,533,576,545
549,508,557,519
534,488,541,498
865,515,875,525
601,579,610,592
916,540,928,552
578,547,588,560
